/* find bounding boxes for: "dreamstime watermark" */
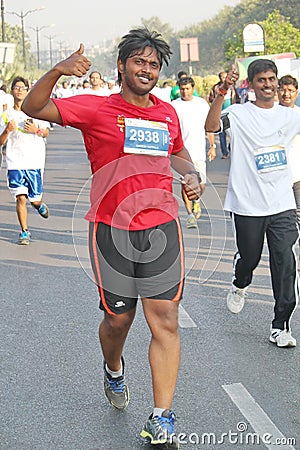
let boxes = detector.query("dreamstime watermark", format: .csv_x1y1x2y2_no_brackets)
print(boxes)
160,422,296,446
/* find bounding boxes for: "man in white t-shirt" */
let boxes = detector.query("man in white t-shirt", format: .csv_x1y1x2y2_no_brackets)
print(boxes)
0,77,50,245
151,81,172,103
278,75,300,231
80,71,110,96
57,80,73,98
172,76,216,228
0,88,7,165
205,59,300,348
0,88,7,110
107,79,120,94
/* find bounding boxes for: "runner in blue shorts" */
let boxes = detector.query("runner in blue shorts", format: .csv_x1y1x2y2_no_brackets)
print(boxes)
0,77,51,245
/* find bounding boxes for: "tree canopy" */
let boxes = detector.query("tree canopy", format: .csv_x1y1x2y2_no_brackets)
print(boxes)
176,0,300,75
2,0,300,84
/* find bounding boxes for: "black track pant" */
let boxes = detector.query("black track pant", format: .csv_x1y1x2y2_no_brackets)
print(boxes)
231,210,299,330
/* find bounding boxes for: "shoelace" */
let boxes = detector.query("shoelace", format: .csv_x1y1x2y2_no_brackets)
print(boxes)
271,330,283,339
108,377,125,393
234,289,247,298
156,413,175,434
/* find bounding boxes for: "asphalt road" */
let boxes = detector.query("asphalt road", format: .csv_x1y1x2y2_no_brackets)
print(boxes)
0,126,299,450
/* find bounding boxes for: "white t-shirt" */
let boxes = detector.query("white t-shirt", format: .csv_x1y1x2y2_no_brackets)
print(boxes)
0,90,7,110
287,104,300,183
108,86,121,94
80,87,110,96
222,101,300,216
151,86,172,103
172,96,209,162
0,108,50,170
5,93,14,110
57,87,73,98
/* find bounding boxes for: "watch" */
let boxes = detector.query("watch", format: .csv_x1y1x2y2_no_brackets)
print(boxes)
210,144,216,148
188,170,202,183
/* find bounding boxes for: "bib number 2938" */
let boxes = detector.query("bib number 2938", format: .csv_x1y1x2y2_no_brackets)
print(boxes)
124,118,170,157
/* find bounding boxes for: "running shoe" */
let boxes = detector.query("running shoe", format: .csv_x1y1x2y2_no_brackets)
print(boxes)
193,201,201,220
103,357,129,410
37,203,49,219
269,329,296,347
186,216,197,229
140,409,179,449
226,286,247,314
18,229,31,245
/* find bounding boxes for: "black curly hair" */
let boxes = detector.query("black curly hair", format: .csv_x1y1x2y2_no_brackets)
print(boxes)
248,59,277,82
117,27,172,85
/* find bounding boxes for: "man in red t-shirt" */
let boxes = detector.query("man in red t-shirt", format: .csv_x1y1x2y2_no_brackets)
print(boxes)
22,27,201,449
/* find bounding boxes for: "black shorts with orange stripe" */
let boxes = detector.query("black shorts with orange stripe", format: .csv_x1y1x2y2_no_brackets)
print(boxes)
89,219,185,315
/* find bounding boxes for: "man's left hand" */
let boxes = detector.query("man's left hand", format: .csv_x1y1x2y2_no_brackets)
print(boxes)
182,173,201,200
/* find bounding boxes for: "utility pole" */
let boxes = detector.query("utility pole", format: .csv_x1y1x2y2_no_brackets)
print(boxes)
45,34,56,68
30,25,54,69
7,7,44,70
1,0,5,42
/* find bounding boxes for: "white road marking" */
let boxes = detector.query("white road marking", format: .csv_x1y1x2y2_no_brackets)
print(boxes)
178,304,197,328
223,383,296,449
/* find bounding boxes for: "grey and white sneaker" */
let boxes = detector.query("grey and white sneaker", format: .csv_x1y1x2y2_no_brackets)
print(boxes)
103,357,129,410
18,229,31,245
226,286,247,314
140,409,179,449
37,202,49,219
186,216,197,229
269,329,296,348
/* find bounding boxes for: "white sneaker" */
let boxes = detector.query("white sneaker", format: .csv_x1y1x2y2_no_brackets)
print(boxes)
269,329,296,347
226,286,247,314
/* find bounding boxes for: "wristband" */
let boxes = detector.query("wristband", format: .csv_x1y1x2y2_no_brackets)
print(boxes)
218,87,228,96
36,128,43,137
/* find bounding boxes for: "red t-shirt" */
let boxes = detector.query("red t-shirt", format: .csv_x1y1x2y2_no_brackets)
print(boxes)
53,93,184,230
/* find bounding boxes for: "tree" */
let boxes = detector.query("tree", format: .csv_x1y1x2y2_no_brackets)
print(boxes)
140,16,174,40
224,31,245,65
0,24,25,83
263,10,300,56
0,22,39,83
172,0,300,75
92,45,118,80
224,10,300,63
140,17,176,78
3,24,24,63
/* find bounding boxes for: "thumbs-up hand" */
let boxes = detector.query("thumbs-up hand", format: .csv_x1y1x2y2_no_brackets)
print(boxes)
53,43,91,77
223,64,239,89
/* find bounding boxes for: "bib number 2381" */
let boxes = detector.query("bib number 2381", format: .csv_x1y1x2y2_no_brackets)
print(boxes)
254,145,287,173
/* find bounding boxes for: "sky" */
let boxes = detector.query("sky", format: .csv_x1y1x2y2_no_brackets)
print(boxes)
6,0,241,52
